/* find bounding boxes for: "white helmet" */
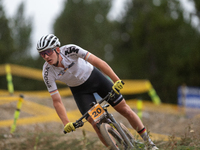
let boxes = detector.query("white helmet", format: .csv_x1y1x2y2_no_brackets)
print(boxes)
37,34,61,52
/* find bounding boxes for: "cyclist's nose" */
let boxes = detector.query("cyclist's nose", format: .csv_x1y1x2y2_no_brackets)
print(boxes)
44,53,49,58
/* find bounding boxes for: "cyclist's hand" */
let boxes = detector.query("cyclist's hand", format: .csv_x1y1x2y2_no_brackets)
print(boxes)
64,122,75,133
112,80,124,94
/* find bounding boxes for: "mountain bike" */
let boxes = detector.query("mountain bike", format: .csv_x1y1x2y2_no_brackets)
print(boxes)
65,90,144,150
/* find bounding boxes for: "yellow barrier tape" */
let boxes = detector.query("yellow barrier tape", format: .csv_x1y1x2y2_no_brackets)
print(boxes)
0,88,71,98
9,64,43,81
120,80,151,94
0,64,162,105
0,64,64,85
0,97,19,105
22,100,55,116
0,97,19,101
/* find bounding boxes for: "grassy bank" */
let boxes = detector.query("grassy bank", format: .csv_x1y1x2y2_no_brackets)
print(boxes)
1,126,200,150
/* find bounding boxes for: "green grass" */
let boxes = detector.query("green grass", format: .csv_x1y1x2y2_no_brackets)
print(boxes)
155,124,200,150
0,130,106,150
1,126,200,150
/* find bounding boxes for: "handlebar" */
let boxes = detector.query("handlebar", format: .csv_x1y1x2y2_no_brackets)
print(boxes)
98,89,116,104
64,90,117,134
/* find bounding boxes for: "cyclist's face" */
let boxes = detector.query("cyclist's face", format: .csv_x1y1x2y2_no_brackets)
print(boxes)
40,48,55,58
40,48,59,65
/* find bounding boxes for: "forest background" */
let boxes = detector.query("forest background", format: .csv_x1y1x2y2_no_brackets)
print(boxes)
0,0,200,104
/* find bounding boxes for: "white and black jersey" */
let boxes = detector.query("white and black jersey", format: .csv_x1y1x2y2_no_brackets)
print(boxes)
42,44,93,95
42,44,123,115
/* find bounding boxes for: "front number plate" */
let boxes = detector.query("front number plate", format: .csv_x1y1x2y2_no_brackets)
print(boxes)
88,103,105,122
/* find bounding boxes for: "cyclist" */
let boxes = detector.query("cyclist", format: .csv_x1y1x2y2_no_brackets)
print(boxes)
37,34,158,150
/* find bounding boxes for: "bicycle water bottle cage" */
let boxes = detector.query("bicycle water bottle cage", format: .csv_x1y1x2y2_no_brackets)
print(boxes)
90,102,97,107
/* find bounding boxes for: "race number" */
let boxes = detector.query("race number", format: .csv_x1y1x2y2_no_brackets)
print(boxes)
88,103,105,121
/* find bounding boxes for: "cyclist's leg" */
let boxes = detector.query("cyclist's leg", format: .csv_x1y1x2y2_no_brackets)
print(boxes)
90,68,144,130
70,92,109,147
70,92,108,146
72,93,97,115
87,116,108,147
113,99,156,147
113,99,144,131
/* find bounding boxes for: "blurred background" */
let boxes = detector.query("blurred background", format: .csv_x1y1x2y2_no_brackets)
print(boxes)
0,0,200,104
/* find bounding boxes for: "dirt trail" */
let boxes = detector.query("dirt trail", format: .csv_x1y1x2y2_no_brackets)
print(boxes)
0,96,200,149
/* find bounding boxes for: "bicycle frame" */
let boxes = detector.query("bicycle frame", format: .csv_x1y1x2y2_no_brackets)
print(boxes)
72,91,134,149
97,103,134,149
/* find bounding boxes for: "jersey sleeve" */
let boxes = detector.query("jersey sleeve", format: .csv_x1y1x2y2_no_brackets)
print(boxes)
77,47,91,61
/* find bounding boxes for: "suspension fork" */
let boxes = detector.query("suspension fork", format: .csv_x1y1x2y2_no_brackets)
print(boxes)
107,113,134,149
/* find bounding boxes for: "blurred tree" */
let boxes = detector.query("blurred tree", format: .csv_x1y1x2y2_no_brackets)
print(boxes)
0,0,15,89
53,0,200,103
9,2,47,91
53,0,118,60
0,1,45,91
3,0,198,100
185,0,200,86
9,2,33,64
193,0,200,13
113,0,200,103
0,0,15,64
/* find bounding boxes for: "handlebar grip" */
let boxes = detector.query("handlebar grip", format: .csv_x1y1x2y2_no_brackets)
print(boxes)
63,122,80,134
113,80,124,94
73,121,84,128
73,122,79,128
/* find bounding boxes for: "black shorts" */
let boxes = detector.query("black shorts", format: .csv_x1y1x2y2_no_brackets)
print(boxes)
69,67,123,115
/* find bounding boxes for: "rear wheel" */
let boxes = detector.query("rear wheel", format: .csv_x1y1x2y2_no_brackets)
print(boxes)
100,123,126,150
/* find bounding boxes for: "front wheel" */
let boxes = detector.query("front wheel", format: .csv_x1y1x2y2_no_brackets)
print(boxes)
100,123,126,150
119,123,135,144
119,123,144,149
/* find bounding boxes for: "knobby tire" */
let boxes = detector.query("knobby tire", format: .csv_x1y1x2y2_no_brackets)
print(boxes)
100,123,126,150
119,123,136,145
119,123,144,149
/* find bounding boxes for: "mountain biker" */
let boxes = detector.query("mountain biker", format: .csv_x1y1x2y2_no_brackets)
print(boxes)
37,34,158,150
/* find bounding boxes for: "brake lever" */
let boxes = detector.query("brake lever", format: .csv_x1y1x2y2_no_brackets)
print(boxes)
73,121,84,128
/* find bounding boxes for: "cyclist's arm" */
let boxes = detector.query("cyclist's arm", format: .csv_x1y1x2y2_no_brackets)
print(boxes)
51,92,70,125
87,53,120,83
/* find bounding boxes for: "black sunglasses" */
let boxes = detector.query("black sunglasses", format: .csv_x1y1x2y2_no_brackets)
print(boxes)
40,48,56,58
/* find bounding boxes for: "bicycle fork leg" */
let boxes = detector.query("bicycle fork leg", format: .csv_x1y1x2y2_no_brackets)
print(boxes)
108,114,134,149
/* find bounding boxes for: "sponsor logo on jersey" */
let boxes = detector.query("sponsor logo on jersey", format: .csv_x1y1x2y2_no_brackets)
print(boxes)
58,62,75,76
44,67,51,88
65,46,79,55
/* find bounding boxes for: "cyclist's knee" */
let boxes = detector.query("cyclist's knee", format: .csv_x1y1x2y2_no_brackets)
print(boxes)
87,116,99,129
